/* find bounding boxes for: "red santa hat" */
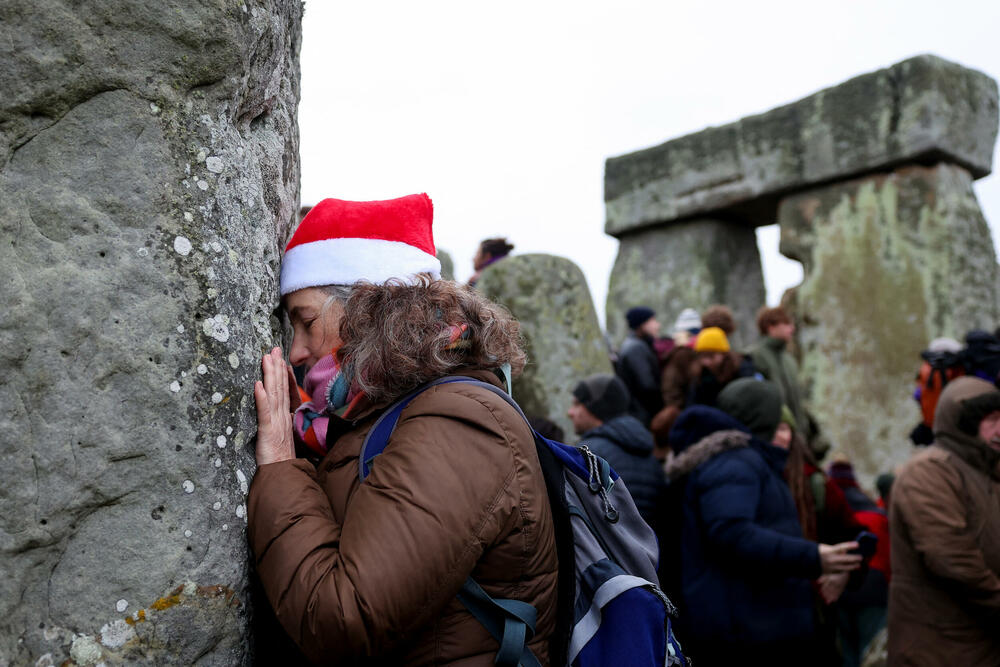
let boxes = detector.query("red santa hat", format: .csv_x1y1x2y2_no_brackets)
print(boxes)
280,193,441,296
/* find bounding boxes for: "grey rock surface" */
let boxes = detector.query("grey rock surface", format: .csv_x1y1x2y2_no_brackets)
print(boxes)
0,1,301,664
779,164,999,483
437,248,455,282
476,254,613,439
605,54,999,235
606,220,765,349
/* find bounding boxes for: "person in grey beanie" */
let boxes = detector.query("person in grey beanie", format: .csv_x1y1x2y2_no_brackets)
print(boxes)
568,373,666,526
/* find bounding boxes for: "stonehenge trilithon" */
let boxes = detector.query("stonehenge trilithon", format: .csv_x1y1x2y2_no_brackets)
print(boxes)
476,254,614,440
605,54,999,477
0,2,302,665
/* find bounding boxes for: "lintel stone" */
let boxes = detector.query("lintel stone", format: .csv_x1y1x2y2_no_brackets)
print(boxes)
605,54,999,236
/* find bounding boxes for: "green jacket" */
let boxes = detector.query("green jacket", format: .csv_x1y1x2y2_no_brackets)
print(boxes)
750,336,812,447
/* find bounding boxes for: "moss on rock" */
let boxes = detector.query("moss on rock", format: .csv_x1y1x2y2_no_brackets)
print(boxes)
778,164,999,483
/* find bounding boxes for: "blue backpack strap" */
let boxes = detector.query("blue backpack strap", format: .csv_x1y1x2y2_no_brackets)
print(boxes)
457,578,542,667
359,376,523,481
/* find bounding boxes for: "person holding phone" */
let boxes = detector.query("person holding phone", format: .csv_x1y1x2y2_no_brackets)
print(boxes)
664,379,862,666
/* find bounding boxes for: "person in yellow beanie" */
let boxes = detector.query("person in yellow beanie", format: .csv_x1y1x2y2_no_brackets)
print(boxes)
694,326,731,354
688,327,750,408
652,327,741,451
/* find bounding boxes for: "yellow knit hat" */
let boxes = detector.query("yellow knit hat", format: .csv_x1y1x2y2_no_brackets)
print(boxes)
694,326,730,353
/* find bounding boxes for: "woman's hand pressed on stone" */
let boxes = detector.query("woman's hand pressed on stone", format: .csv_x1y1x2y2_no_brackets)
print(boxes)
254,346,295,466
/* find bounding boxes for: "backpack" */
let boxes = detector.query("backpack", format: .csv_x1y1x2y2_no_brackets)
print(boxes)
915,349,965,428
359,376,687,667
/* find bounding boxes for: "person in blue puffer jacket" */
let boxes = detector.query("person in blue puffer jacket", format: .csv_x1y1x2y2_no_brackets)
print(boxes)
663,378,861,667
567,373,666,526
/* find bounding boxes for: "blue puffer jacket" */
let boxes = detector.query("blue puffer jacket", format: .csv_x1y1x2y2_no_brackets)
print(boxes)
665,406,822,645
580,415,665,526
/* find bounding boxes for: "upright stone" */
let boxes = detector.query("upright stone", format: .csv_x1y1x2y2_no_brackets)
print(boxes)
0,2,302,665
606,220,765,348
476,254,613,439
437,248,456,282
779,164,999,480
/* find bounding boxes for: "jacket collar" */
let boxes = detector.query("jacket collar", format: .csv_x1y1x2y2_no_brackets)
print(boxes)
342,367,508,425
583,415,655,455
762,335,787,352
665,429,750,480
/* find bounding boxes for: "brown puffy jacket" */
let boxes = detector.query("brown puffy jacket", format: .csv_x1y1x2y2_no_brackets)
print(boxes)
248,369,559,665
888,377,1000,666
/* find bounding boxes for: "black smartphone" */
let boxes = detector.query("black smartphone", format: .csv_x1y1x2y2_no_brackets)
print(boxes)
852,531,878,559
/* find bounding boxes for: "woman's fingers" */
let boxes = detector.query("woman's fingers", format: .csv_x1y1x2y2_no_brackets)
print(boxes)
254,380,270,427
285,362,302,411
254,348,296,466
271,348,289,414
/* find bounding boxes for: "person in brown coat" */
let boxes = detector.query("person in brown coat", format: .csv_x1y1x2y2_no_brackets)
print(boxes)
249,195,558,665
888,376,1000,666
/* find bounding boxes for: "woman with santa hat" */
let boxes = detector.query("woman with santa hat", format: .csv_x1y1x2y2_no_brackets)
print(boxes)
247,194,558,665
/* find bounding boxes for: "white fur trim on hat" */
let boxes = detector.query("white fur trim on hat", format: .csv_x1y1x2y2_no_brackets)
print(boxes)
280,237,442,295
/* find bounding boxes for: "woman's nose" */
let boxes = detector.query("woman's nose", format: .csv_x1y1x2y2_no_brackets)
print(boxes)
288,335,309,366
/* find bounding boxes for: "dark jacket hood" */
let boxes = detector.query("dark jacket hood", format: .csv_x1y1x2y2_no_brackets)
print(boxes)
934,376,1000,477
583,414,654,455
668,405,749,455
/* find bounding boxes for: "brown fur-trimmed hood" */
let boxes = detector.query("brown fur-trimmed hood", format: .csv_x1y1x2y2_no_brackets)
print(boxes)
664,429,750,481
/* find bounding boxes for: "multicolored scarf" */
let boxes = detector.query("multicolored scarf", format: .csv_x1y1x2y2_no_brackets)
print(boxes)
292,323,471,457
293,350,369,457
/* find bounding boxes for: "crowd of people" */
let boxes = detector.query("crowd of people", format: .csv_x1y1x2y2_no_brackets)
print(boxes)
577,302,1000,666
247,195,1000,666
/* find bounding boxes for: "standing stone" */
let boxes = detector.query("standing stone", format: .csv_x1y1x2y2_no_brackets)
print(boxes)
0,2,301,665
476,254,613,439
437,248,456,282
778,164,999,481
606,220,765,349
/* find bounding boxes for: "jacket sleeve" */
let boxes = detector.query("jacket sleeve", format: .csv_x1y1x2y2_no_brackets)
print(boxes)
893,457,1000,620
695,454,821,579
247,392,523,662
622,345,660,396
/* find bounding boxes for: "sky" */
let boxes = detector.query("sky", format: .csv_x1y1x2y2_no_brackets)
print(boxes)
298,0,1000,329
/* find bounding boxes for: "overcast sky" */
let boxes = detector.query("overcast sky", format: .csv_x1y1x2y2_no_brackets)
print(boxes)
298,0,1000,329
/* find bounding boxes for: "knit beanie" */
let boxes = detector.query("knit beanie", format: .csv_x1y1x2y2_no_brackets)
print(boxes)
673,308,702,333
279,194,441,296
717,378,782,442
572,374,630,422
626,307,656,331
694,327,731,353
